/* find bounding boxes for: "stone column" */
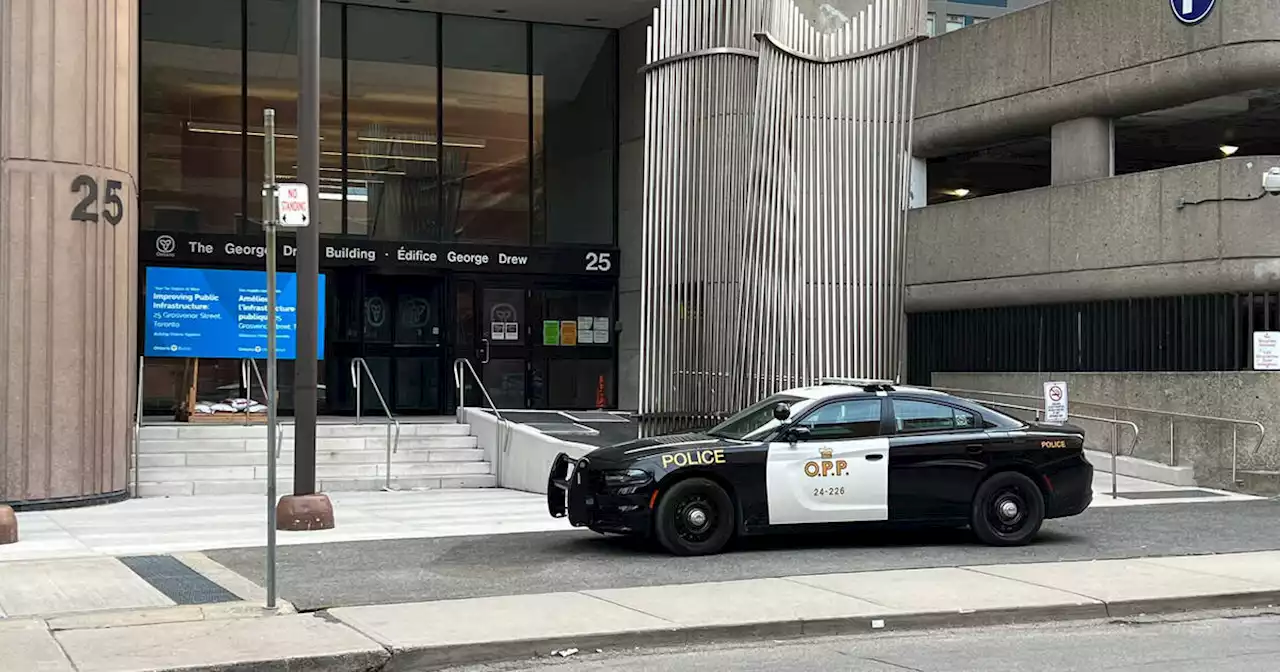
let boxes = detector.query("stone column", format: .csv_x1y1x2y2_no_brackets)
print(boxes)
0,0,138,511
1051,116,1114,185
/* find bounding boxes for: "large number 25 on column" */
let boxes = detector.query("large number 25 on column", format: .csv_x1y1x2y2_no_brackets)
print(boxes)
71,175,125,226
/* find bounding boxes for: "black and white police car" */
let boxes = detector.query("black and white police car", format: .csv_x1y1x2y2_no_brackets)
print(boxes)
548,379,1093,556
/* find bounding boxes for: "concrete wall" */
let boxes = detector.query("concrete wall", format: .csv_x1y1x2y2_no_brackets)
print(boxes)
914,0,1280,156
906,155,1280,311
0,0,138,505
617,16,649,412
932,372,1279,491
459,408,593,495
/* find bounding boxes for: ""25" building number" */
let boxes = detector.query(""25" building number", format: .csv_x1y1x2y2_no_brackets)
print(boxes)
71,175,125,226
585,251,613,272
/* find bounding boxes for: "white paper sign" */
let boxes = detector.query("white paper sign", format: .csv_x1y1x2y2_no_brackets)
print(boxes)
1254,331,1280,370
593,317,609,345
276,183,310,227
1043,381,1068,424
491,322,505,340
577,317,594,344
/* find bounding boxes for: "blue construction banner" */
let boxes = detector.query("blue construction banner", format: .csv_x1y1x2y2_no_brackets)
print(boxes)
145,266,326,360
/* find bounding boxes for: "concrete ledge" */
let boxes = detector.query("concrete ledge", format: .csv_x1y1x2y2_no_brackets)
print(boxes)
1085,449,1196,487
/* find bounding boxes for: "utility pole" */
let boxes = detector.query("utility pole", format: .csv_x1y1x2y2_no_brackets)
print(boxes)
276,0,333,531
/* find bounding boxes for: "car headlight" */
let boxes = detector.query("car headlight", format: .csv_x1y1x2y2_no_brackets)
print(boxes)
602,468,653,494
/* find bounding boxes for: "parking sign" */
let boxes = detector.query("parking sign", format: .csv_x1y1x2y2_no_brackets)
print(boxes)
276,183,310,228
1170,0,1215,25
1043,381,1068,425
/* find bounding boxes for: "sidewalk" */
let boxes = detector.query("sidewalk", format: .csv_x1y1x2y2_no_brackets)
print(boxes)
9,550,1280,672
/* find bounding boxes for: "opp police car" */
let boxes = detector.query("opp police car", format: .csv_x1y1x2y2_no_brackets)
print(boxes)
547,379,1092,556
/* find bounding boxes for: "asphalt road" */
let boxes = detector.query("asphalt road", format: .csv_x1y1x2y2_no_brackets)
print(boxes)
444,610,1280,671
206,499,1280,611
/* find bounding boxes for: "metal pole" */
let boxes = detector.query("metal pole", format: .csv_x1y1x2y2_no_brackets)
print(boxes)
263,108,279,611
1232,425,1238,484
293,0,321,496
1111,423,1118,499
1169,420,1176,466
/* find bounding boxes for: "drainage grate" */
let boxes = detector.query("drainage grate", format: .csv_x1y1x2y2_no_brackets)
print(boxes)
1114,489,1224,500
119,555,239,605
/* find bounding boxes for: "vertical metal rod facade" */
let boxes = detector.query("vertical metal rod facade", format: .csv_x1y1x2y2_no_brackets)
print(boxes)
294,0,321,494
640,0,924,428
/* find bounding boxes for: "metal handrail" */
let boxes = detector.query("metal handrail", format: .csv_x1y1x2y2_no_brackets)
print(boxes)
453,358,508,484
133,356,145,497
950,396,1140,500
245,359,288,458
930,386,1266,484
350,357,401,490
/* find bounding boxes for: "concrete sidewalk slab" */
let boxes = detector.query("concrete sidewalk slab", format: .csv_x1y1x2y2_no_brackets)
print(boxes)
0,619,74,672
54,613,388,672
585,578,886,627
1142,551,1280,586
787,566,1103,614
0,557,173,617
331,592,672,669
972,557,1280,615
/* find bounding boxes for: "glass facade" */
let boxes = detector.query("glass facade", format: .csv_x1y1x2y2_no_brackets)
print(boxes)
139,0,620,417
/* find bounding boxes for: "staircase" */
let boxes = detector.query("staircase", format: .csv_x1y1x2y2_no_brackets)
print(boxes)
133,420,494,497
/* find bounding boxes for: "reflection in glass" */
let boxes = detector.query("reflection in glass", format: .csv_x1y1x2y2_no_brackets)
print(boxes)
347,7,440,239
245,0,343,234
140,0,242,233
533,26,617,245
484,359,527,409
443,16,530,244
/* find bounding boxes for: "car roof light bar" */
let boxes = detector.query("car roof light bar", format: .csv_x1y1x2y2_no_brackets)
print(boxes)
819,377,897,390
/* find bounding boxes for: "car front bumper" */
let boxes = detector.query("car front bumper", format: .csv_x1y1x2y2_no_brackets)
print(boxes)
547,453,654,535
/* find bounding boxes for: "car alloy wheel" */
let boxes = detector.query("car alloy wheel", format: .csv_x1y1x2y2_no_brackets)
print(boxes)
970,471,1045,547
654,477,735,556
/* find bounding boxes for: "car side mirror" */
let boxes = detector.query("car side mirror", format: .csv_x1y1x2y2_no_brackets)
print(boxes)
786,426,811,443
773,403,791,421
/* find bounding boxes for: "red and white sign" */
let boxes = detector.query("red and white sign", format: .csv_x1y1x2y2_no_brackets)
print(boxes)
1043,381,1068,425
276,183,310,228
1254,331,1280,370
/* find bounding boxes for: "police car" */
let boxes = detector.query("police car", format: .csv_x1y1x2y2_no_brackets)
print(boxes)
547,379,1093,556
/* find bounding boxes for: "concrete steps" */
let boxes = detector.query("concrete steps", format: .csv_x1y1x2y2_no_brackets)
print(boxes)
133,421,493,497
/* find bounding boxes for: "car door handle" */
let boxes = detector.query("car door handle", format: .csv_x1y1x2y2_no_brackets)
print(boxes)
865,454,884,461
966,444,984,454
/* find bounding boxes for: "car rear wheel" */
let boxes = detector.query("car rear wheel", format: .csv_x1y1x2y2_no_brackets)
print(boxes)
970,471,1045,546
654,478,735,556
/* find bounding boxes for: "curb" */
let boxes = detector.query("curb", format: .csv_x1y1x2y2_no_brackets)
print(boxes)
375,592,1280,671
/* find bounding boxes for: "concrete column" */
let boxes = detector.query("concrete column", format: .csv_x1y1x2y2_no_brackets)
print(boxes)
617,16,649,412
1051,117,1114,185
0,0,138,507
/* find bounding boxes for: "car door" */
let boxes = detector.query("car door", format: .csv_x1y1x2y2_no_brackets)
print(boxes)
887,396,988,522
765,397,890,525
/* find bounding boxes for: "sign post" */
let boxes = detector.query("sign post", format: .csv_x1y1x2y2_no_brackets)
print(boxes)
262,109,280,610
1043,381,1068,425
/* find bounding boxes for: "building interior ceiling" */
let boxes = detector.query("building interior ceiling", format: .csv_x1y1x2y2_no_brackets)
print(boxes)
928,88,1280,204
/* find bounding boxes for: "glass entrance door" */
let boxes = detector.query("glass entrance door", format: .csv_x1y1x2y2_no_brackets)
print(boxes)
328,270,447,415
454,277,617,411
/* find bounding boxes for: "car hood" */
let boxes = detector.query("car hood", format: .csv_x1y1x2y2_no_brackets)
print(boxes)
586,432,747,465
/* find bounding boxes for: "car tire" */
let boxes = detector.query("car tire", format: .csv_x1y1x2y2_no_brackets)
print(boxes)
654,478,735,556
970,471,1045,547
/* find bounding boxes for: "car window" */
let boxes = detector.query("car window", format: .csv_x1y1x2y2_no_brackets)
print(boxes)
894,399,979,434
708,394,808,440
796,399,883,441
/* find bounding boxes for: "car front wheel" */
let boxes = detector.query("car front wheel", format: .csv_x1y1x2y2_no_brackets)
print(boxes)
970,471,1045,546
653,478,735,556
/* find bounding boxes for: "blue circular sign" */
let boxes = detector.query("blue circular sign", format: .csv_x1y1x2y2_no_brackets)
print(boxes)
1171,0,1215,25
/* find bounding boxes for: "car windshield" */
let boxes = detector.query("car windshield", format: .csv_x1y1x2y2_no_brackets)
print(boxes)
707,394,808,440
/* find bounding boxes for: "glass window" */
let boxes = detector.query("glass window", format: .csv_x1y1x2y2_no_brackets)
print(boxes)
245,0,343,234
709,394,809,440
532,25,617,246
926,12,936,36
946,15,966,32
894,400,978,434
798,399,883,440
484,289,526,345
442,16,531,244
140,0,242,234
347,6,439,239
